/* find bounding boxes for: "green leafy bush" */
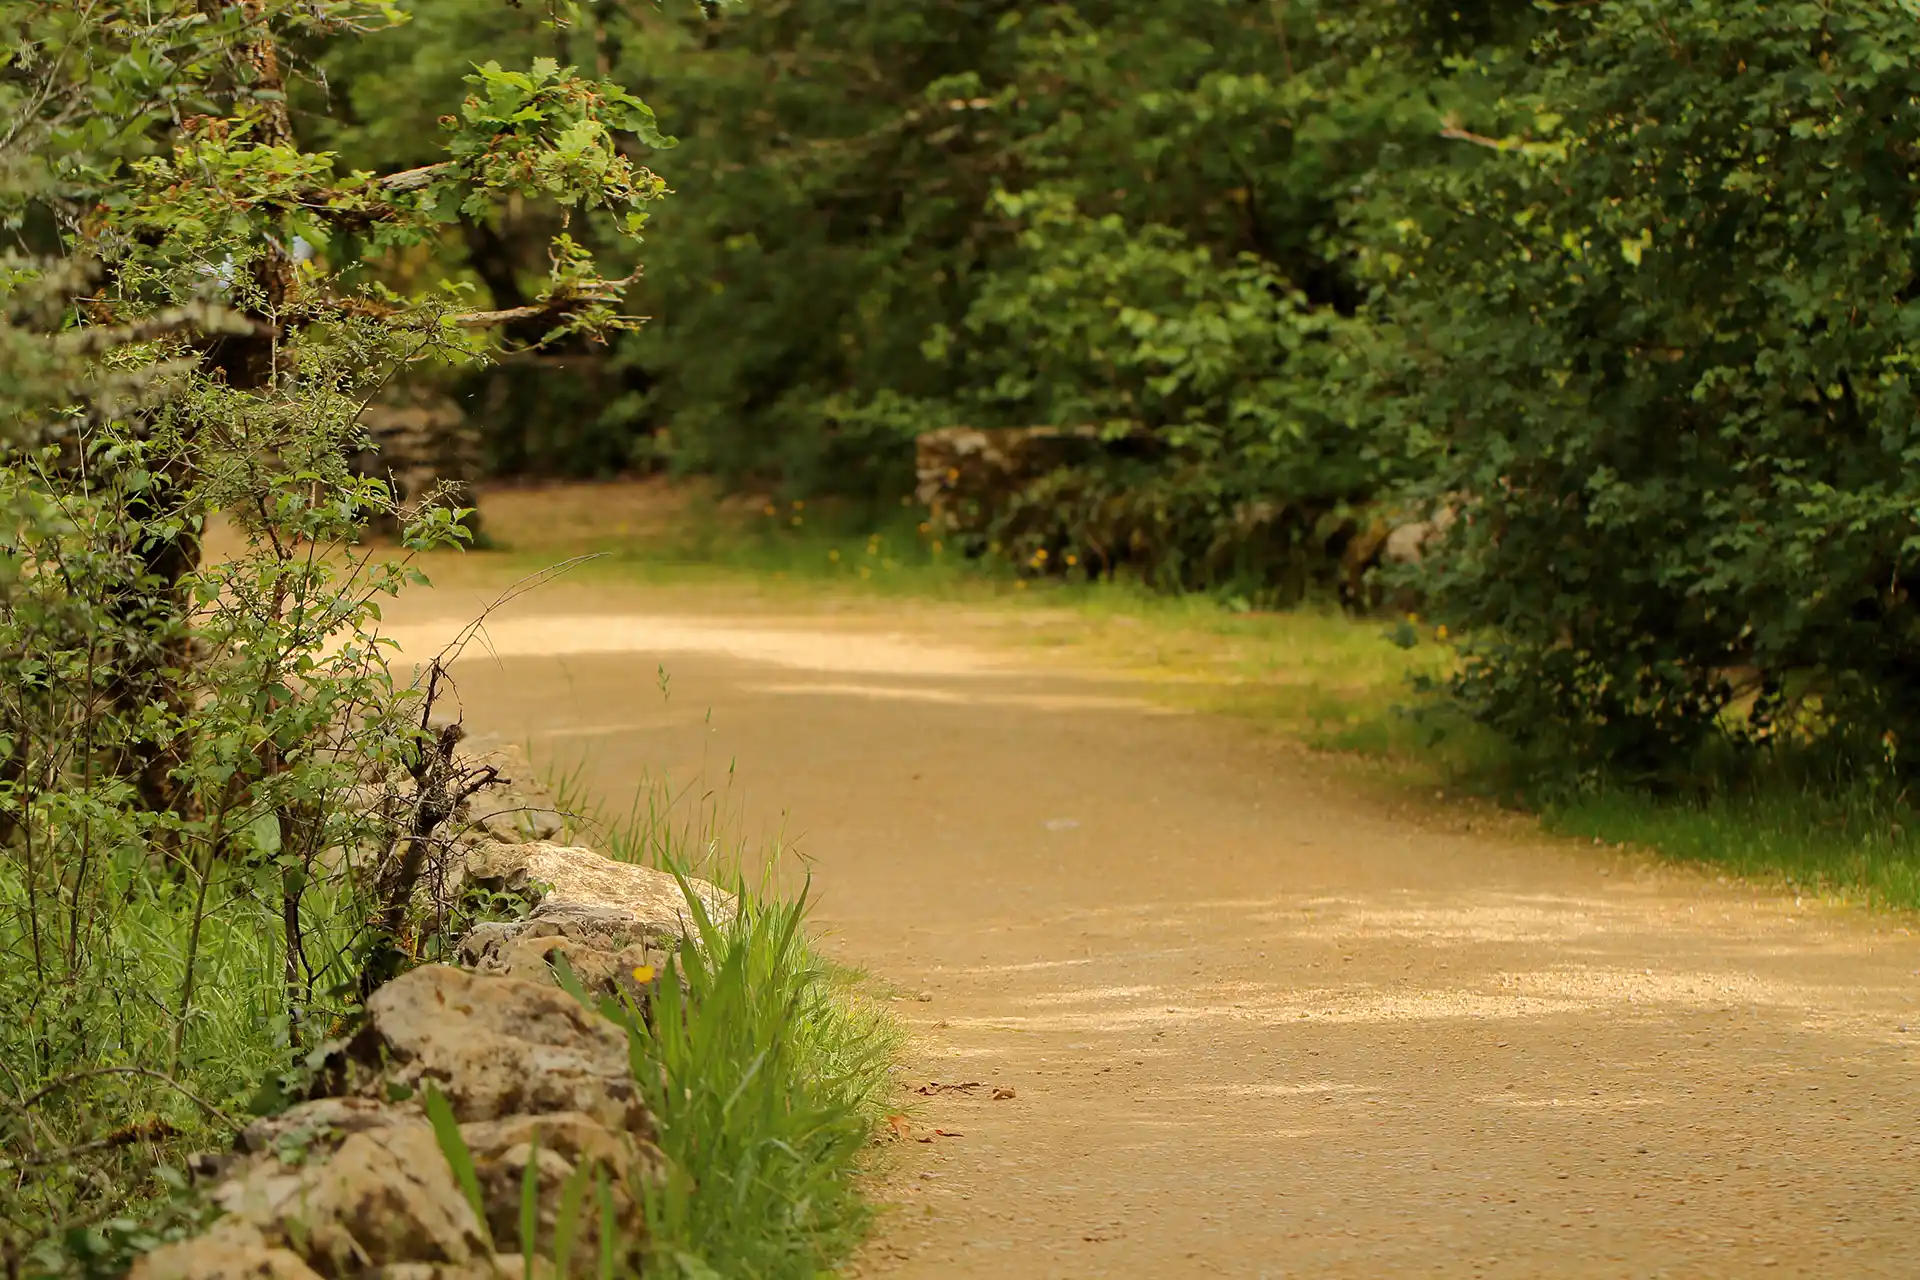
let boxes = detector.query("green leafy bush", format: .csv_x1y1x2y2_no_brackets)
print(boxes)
915,188,1384,599
0,1,662,1264
1380,0,1920,778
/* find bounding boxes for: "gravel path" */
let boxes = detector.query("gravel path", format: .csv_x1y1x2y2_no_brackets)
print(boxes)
388,579,1920,1278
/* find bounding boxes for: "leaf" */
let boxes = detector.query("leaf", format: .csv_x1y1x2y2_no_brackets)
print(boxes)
537,1162,585,1279
519,1129,541,1278
424,1083,492,1251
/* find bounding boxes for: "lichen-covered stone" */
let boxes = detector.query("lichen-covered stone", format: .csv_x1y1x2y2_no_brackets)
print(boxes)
212,1121,490,1277
330,965,651,1139
463,841,734,936
128,1222,323,1280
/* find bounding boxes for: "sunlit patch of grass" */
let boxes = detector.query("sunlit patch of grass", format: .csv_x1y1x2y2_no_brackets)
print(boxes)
416,478,997,604
1546,776,1920,912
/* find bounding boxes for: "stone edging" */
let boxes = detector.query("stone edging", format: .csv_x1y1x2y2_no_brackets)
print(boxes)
130,842,733,1280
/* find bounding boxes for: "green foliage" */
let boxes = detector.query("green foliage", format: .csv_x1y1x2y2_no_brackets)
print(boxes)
1379,0,1920,778
0,0,665,1264
268,0,1920,790
628,884,888,1278
617,0,1452,503
913,187,1385,598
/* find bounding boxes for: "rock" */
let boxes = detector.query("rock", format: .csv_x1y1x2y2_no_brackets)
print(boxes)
461,928,668,1006
212,1120,491,1277
1380,504,1458,569
463,841,735,937
914,424,1154,560
457,902,665,961
459,1112,658,1271
484,1260,555,1280
453,739,570,848
329,965,653,1141
129,1222,323,1280
1339,516,1393,604
238,1096,412,1159
351,381,482,540
1337,501,1464,612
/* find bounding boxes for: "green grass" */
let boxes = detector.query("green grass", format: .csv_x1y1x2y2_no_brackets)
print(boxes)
0,858,363,1276
431,484,998,603
636,884,894,1277
1544,776,1920,910
549,762,899,1278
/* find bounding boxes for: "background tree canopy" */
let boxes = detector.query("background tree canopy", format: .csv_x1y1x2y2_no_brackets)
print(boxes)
313,0,1920,781
21,0,1915,792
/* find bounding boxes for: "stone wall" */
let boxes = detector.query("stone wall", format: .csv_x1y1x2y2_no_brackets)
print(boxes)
131,840,733,1280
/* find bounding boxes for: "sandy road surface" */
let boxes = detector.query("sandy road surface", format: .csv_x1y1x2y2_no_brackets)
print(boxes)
385,579,1920,1278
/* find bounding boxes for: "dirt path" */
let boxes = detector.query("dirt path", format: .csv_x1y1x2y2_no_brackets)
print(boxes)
386,579,1920,1278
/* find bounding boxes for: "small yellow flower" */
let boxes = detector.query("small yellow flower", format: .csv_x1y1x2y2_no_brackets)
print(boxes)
1014,579,1028,591
1064,553,1078,567
790,515,803,527
1406,612,1421,624
859,565,872,579
1034,548,1048,561
918,522,930,534
947,467,960,483
762,504,777,516
792,499,805,511
931,541,943,554
1435,624,1449,640
828,549,840,562
631,965,656,984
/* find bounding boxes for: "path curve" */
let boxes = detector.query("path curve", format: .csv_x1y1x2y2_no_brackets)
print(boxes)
388,579,1920,1278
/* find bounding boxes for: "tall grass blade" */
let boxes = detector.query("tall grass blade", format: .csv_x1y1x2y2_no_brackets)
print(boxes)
424,1081,493,1251
519,1129,542,1278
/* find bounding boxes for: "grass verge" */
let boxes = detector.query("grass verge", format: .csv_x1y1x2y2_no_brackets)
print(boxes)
558,765,899,1277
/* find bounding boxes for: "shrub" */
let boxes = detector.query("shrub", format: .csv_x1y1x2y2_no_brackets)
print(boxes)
0,1,663,1263
1378,0,1920,779
916,189,1385,600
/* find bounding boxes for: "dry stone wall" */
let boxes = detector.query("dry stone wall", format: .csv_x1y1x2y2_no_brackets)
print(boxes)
130,837,732,1280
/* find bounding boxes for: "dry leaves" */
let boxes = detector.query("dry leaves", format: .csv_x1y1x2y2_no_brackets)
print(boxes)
915,1080,983,1096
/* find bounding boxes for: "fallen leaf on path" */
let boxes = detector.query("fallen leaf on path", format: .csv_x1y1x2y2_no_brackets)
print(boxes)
933,1129,963,1138
885,1114,912,1141
991,1087,1016,1100
915,1081,982,1095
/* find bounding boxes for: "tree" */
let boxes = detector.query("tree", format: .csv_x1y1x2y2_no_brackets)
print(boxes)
0,0,668,1259
1378,0,1920,778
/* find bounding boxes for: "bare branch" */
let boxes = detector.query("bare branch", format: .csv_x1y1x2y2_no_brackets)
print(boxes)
377,162,456,194
1439,124,1515,151
9,1066,242,1132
